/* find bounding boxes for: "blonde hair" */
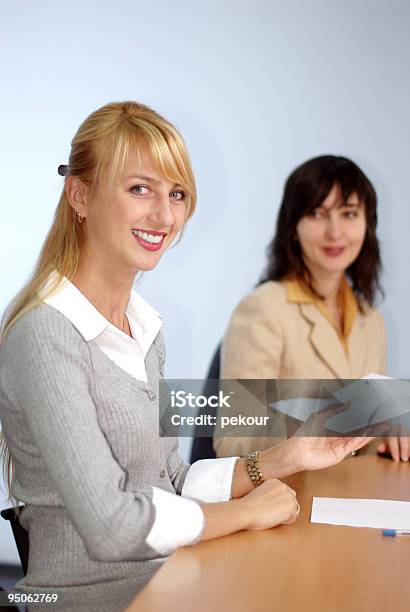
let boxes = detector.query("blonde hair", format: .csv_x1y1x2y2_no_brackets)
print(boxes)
0,101,197,499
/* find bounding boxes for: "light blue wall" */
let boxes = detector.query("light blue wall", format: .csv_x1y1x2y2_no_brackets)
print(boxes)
1,0,409,563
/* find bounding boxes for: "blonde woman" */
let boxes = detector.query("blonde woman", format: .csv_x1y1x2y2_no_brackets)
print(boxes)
0,102,370,611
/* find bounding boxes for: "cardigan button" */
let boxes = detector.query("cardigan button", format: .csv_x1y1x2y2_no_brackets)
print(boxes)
159,469,166,478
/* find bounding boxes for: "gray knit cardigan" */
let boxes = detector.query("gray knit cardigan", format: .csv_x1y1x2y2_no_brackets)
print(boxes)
0,304,190,611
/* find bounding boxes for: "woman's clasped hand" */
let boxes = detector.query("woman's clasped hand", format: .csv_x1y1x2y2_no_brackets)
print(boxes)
238,479,300,530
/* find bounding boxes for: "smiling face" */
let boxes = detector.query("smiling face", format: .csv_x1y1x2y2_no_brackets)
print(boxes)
76,151,188,276
295,182,367,281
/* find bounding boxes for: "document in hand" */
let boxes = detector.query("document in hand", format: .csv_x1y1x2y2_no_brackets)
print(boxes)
270,373,410,433
311,497,410,530
325,374,410,433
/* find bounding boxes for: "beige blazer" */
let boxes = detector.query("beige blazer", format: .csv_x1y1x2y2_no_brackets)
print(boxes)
214,281,387,457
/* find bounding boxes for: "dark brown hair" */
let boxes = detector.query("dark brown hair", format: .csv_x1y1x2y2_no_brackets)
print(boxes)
259,155,383,306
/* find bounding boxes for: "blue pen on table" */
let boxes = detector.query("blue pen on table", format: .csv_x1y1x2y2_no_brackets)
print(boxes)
382,529,410,537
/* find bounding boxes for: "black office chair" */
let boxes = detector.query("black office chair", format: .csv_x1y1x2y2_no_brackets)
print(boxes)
1,506,29,576
0,584,19,612
189,345,220,463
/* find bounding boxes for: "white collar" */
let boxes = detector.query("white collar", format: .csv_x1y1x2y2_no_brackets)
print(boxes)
43,275,162,354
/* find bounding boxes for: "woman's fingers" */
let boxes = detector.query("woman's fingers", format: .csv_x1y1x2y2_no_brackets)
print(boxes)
280,493,300,525
341,436,372,456
377,441,387,454
386,437,400,462
377,436,410,461
399,436,409,462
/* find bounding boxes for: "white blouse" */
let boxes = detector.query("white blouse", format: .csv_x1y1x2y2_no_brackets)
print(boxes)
44,277,239,555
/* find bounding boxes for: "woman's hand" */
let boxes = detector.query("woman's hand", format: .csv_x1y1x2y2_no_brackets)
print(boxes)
201,478,299,541
238,479,300,531
232,434,372,499
272,401,373,473
254,434,372,488
288,435,372,472
377,436,410,462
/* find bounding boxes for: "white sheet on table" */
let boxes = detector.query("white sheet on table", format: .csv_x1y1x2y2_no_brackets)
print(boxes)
311,497,410,530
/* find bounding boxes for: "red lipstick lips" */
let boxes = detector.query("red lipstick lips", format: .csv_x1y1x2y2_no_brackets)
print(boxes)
323,246,345,257
131,229,167,252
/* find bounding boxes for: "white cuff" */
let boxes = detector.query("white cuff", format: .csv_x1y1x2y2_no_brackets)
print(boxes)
146,486,204,556
182,457,240,503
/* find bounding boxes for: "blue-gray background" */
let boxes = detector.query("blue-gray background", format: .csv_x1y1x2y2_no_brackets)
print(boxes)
1,0,409,562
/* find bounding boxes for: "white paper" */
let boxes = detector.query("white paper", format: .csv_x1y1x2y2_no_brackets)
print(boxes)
326,377,410,433
311,497,410,530
270,373,410,433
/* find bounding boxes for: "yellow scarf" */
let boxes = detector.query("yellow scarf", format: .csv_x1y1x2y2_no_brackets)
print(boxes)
285,277,358,352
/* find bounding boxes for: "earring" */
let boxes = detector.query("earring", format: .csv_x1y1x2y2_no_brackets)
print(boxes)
77,212,84,223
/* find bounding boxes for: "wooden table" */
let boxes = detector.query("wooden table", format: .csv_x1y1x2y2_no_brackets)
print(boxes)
127,454,410,612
